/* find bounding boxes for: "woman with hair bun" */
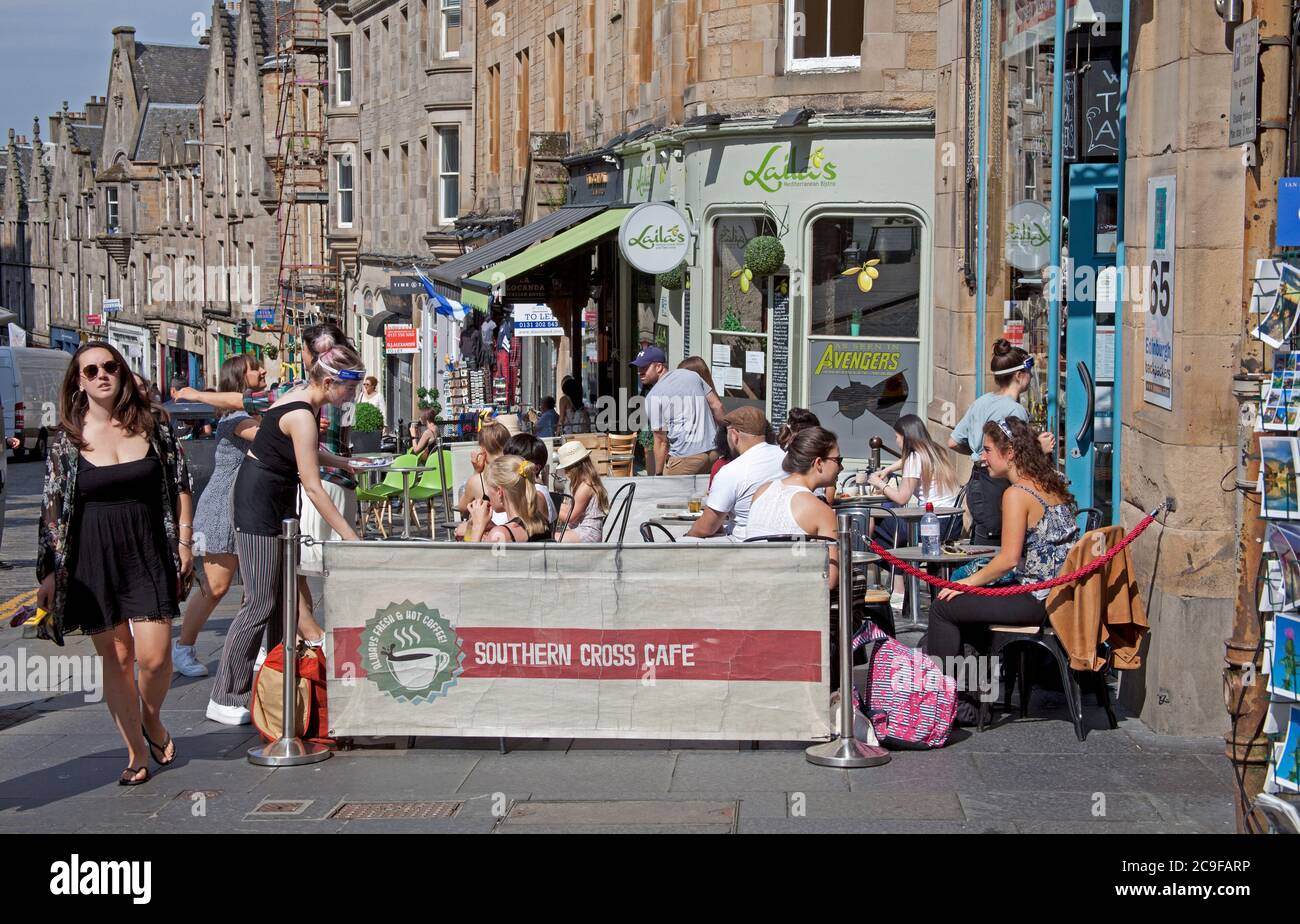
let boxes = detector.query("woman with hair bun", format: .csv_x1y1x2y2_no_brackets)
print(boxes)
746,426,843,587
465,455,550,543
206,344,364,726
947,339,1055,544
777,407,821,451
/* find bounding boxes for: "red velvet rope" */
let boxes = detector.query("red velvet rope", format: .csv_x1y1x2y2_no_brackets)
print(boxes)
867,511,1159,597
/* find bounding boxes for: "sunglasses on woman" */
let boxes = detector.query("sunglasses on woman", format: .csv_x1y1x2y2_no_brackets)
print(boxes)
80,360,121,379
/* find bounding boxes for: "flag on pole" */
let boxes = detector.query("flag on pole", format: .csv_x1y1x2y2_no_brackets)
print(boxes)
413,265,468,321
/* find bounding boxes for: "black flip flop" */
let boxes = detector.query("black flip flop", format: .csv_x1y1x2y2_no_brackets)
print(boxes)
142,725,176,766
119,766,150,786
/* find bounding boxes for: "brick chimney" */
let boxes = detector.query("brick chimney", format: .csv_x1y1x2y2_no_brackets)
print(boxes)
85,96,107,126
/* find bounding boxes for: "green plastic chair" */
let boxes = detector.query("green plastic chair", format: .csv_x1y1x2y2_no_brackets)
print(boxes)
356,453,419,536
407,449,454,536
407,449,453,502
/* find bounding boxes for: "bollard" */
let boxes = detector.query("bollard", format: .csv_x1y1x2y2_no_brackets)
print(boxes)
248,518,332,767
806,511,890,768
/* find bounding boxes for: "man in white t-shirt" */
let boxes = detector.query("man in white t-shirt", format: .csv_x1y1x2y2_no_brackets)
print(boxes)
687,406,786,540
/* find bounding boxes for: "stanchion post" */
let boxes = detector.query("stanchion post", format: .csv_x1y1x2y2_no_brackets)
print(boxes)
806,511,890,768
248,518,332,766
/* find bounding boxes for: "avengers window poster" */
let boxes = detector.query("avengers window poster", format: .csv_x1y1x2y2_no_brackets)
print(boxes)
806,340,918,460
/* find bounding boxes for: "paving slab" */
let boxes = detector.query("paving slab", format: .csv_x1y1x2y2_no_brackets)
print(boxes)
670,751,851,793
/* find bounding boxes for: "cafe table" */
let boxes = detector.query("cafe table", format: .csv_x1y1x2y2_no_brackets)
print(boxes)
351,454,444,541
885,542,994,632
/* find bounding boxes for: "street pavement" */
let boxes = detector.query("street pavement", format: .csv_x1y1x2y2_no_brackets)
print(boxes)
0,457,1237,833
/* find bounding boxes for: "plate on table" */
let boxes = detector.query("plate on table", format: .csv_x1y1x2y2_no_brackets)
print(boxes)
955,542,998,555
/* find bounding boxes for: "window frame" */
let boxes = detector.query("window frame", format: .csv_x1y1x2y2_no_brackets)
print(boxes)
335,152,354,228
705,210,779,417
785,0,864,74
106,187,120,232
440,0,462,59
436,125,460,225
334,34,353,106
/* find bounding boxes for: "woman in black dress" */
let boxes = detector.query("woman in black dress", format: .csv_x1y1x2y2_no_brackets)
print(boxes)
38,343,194,786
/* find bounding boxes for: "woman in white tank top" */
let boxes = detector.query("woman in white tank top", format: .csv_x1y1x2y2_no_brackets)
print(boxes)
746,427,844,587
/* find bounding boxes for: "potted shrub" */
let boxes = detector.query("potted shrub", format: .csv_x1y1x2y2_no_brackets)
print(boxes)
351,401,384,453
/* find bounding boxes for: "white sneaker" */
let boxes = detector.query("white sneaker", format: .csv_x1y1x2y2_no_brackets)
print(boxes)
172,642,209,677
206,700,251,726
253,646,267,672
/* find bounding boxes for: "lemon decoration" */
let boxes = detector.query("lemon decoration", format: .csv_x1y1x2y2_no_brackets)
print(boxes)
841,258,882,293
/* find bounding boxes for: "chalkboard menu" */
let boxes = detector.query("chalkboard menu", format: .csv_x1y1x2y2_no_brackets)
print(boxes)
771,286,790,427
1062,71,1077,162
1081,61,1120,159
683,285,691,361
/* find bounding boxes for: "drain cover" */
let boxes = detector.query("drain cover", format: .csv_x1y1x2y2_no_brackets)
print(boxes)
248,799,313,817
332,801,462,820
498,800,738,831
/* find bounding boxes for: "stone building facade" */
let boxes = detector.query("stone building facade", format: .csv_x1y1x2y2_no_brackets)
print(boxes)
926,1,1253,738
320,0,477,423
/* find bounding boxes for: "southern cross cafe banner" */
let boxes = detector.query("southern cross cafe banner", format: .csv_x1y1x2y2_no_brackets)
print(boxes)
323,543,832,741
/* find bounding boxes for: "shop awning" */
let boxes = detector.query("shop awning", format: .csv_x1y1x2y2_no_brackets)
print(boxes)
461,207,631,311
427,205,610,301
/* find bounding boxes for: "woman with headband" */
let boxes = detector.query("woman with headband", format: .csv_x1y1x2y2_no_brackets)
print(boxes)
206,345,364,726
947,339,1055,544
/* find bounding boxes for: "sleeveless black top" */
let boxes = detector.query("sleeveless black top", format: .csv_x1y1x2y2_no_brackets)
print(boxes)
506,517,550,543
233,401,314,536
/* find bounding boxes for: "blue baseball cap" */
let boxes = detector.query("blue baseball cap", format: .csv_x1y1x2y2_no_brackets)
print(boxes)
630,346,667,368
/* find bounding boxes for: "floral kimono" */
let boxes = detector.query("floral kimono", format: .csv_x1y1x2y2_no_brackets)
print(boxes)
37,421,193,646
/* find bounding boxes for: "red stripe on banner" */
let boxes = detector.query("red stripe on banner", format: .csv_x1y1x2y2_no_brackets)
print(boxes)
331,627,821,682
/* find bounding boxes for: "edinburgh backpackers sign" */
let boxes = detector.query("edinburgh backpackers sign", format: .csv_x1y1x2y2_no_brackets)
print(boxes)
619,201,691,274
323,543,831,741
807,339,920,460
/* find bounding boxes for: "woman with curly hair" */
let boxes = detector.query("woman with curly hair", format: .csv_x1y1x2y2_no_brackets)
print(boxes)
926,416,1078,722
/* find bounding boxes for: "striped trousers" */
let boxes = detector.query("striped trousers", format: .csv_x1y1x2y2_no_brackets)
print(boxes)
210,530,287,708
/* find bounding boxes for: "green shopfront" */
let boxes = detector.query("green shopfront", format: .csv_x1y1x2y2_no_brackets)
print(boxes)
622,115,935,463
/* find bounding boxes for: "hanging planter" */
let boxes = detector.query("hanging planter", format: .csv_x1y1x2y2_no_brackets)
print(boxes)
744,235,785,277
265,345,279,361
656,263,686,291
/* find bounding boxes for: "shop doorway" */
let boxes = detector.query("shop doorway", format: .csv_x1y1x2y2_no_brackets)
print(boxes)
1065,163,1118,518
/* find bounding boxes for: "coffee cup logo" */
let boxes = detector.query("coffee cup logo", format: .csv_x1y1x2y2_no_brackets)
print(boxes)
360,602,462,704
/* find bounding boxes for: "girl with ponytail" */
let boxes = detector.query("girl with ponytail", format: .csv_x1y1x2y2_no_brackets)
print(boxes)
466,455,550,543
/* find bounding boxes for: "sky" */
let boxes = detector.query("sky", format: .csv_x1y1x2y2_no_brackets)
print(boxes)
0,0,203,143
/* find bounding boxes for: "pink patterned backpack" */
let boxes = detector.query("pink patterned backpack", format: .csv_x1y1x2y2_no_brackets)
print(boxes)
852,622,956,749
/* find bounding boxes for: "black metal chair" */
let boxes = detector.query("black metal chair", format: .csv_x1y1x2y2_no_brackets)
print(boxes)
602,483,637,544
551,492,575,541
639,520,677,543
982,618,1120,742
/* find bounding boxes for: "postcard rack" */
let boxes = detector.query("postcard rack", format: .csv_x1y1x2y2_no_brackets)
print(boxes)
1249,254,1300,804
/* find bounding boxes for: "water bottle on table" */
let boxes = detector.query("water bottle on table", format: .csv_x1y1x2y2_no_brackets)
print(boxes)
920,502,941,558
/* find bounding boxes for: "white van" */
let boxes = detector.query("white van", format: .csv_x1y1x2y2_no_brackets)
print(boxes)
0,346,72,460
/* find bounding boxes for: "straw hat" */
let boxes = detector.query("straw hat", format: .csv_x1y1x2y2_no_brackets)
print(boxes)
495,413,523,436
554,440,591,469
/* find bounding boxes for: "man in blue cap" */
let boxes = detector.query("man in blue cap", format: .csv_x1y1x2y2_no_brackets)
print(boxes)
631,345,717,475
